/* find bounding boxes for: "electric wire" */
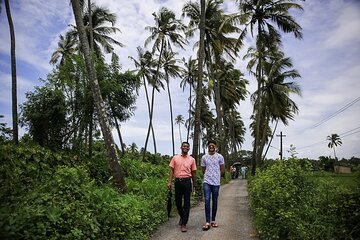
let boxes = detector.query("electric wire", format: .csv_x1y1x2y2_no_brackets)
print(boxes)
311,96,360,128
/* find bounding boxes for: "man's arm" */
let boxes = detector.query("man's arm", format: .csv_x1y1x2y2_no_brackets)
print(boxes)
168,167,174,190
220,164,225,177
191,170,197,192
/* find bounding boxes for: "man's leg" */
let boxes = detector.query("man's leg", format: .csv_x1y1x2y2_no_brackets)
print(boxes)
211,185,220,222
203,182,211,223
182,179,192,225
174,180,184,223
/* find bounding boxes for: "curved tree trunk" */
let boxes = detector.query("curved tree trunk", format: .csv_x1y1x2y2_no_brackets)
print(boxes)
192,0,206,164
71,0,127,192
5,0,18,144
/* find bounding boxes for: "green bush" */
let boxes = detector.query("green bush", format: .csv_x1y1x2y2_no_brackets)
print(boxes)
249,159,360,240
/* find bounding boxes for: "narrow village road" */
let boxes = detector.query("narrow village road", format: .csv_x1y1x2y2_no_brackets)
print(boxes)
151,179,259,240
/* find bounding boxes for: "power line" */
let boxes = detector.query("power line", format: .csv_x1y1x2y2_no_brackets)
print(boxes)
296,126,360,150
311,96,360,128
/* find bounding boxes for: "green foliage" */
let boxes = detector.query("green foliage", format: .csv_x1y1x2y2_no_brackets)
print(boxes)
0,142,172,239
20,83,67,150
0,115,12,141
248,159,360,240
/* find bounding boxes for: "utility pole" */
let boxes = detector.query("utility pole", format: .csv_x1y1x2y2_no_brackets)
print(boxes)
276,131,286,160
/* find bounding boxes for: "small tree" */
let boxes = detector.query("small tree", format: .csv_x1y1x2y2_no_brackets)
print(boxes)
327,133,342,161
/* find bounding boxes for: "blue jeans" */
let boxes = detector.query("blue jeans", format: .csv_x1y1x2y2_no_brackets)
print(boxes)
203,182,220,223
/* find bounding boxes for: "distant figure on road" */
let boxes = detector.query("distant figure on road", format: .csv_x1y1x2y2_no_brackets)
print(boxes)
167,142,197,233
241,166,247,179
231,166,236,179
201,140,225,231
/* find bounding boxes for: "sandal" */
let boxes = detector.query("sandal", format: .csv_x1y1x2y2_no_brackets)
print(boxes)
211,222,218,227
202,223,211,231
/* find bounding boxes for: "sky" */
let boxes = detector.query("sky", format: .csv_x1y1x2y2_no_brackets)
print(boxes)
1,0,360,160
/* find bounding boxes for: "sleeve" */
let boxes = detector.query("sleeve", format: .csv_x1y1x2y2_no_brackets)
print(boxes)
201,155,206,167
191,158,197,171
219,154,225,165
169,156,175,168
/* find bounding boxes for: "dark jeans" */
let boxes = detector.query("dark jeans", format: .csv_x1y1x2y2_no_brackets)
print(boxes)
203,182,220,223
174,178,192,225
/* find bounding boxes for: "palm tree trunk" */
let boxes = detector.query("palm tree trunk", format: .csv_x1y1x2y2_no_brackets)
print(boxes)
143,40,166,160
114,116,125,157
71,0,127,192
187,84,192,142
5,0,18,144
166,80,175,156
263,120,279,160
192,0,206,164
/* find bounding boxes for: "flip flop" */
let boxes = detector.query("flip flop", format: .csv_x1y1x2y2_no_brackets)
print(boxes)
202,223,211,231
211,222,218,227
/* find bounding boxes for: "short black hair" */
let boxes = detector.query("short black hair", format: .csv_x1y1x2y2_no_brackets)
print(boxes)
181,141,190,146
207,140,217,146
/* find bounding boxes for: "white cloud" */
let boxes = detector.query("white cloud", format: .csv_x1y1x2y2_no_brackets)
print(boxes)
1,0,359,160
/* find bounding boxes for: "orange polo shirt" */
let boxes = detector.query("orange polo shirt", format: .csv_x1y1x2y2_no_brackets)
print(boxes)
169,154,197,178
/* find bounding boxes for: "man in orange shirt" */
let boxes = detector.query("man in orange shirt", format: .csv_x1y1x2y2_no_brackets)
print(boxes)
168,142,197,232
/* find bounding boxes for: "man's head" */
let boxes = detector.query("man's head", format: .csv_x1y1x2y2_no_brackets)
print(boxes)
181,141,190,154
207,140,217,154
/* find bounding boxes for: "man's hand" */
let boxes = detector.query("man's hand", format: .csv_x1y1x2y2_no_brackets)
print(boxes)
167,182,172,190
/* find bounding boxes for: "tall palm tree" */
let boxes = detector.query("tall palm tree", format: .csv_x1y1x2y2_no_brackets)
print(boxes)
192,0,206,163
327,133,342,160
175,114,185,145
143,7,187,159
162,50,183,156
247,49,301,164
129,47,158,154
70,0,126,192
3,0,18,144
235,0,303,175
183,0,240,155
180,56,198,142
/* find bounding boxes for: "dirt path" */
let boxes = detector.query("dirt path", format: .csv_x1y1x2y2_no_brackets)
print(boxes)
151,179,258,240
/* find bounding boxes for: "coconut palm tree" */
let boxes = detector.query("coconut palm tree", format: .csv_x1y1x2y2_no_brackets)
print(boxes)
50,32,78,66
327,133,342,160
162,50,183,156
70,0,127,192
69,3,123,58
3,0,18,144
247,49,301,164
175,115,185,145
183,0,240,155
180,56,198,142
234,0,303,175
129,47,158,154
143,7,187,159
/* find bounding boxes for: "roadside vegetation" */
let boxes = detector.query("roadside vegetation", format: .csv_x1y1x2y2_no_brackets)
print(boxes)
248,159,360,240
0,140,171,239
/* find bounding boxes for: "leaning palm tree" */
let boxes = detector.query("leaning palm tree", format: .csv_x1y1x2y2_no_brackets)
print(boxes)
234,0,304,175
129,47,158,155
143,7,187,159
175,115,185,145
3,0,18,144
162,50,183,156
69,3,123,58
327,133,342,160
70,0,127,192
